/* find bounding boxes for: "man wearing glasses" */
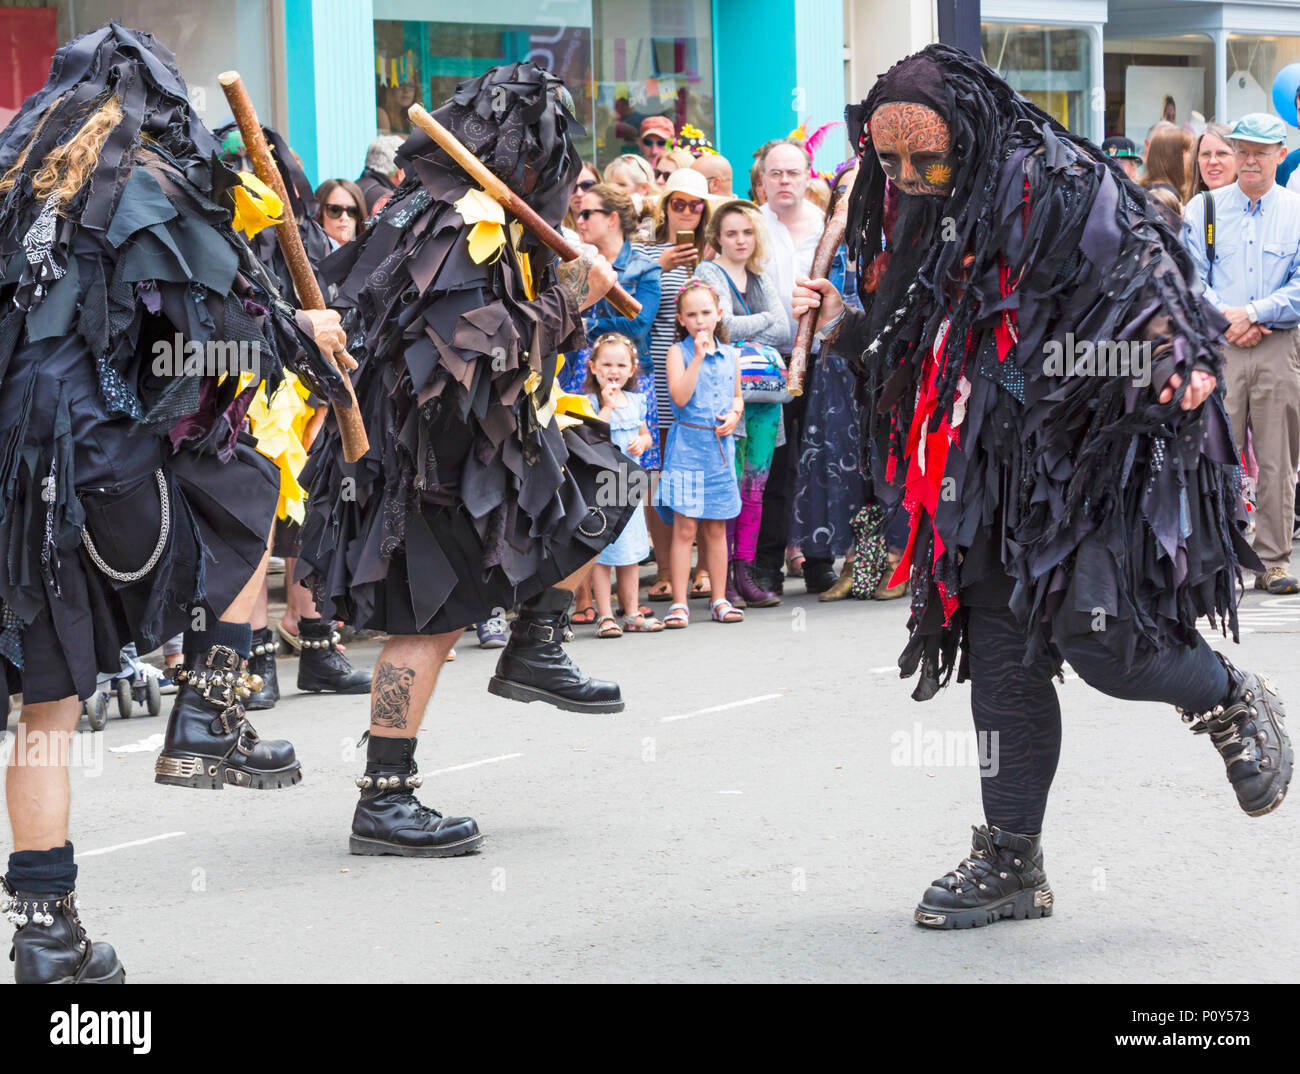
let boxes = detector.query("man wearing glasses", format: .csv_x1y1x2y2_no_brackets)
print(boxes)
1184,113,1300,594
638,115,675,166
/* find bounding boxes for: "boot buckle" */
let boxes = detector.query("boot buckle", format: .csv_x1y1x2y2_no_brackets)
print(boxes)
527,623,556,644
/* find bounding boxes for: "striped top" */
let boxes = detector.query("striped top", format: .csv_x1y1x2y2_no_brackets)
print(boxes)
632,240,695,429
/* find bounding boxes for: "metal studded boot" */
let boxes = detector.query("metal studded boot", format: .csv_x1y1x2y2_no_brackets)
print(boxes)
349,734,483,857
4,880,124,984
1178,655,1292,817
914,824,1054,929
488,587,624,713
245,627,280,710
155,644,302,790
296,619,371,694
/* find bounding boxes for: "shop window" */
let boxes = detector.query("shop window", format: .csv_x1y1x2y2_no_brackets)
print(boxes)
982,22,1092,137
374,15,595,162
593,0,713,162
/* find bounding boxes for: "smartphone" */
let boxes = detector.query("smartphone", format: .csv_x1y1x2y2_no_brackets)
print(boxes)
675,230,695,249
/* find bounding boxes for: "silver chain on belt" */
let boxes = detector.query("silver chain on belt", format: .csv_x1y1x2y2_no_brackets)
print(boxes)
79,469,170,583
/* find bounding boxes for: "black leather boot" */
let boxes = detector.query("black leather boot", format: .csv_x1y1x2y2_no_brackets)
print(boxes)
297,620,371,694
1179,655,1292,817
245,627,280,710
914,825,1054,929
155,644,302,790
488,587,623,713
349,734,483,857
3,880,124,984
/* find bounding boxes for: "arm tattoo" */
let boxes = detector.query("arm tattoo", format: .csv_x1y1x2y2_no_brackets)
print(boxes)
371,661,417,729
555,253,594,310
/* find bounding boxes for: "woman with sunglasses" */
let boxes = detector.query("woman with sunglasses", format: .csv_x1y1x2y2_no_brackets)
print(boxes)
314,178,367,249
653,148,696,190
562,161,600,235
633,168,725,598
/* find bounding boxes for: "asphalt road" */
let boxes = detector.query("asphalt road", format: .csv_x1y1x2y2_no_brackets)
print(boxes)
3,571,1298,983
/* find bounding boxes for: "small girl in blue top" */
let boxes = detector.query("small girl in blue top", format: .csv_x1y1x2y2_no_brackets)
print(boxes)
585,333,663,637
658,278,744,626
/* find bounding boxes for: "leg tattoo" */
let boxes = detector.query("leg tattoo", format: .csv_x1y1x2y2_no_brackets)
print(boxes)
372,662,417,729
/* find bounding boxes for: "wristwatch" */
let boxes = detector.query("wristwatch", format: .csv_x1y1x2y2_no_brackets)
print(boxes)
1246,302,1260,324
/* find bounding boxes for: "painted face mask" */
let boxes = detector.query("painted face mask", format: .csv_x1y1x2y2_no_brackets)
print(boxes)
869,101,953,196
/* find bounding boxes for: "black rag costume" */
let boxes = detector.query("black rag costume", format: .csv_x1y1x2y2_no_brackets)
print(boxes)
834,46,1291,929
298,63,638,636
841,46,1253,700
0,24,345,715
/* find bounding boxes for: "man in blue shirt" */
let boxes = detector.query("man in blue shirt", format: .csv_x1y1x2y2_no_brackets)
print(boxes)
1184,113,1300,593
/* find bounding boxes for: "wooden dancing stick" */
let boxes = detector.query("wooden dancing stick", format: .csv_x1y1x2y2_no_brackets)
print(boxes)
787,188,852,396
407,103,642,319
218,71,370,463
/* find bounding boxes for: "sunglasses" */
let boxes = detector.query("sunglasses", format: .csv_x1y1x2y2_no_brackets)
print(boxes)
323,203,362,220
577,208,613,221
575,178,598,192
668,197,705,214
641,136,667,148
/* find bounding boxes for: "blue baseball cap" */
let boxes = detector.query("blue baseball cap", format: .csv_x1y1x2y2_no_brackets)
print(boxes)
1230,113,1288,145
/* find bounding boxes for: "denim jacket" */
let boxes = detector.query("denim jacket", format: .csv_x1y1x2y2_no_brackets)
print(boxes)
585,240,662,375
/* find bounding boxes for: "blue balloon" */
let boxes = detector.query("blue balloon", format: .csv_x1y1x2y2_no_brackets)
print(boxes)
1273,62,1300,126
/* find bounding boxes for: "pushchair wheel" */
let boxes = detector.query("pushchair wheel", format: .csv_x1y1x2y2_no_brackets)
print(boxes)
116,677,133,720
145,674,161,717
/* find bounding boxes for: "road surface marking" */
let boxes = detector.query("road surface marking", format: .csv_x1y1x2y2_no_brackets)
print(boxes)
662,694,783,722
869,666,897,675
429,753,523,775
81,831,186,857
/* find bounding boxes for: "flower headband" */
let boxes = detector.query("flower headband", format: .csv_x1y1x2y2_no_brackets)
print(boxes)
590,331,639,363
677,277,720,301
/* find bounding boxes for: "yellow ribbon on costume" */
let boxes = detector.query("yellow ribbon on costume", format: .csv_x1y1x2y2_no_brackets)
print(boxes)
230,171,283,239
243,371,316,524
454,187,508,264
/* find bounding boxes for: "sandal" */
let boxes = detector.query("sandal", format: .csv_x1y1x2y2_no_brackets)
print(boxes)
647,576,673,601
570,603,597,625
710,598,745,623
623,612,665,633
690,570,712,600
276,621,302,654
616,603,653,618
785,551,806,578
664,602,690,629
596,615,623,639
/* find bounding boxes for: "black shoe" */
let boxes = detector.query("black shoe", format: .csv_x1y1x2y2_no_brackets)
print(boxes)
245,628,280,710
1179,655,1292,816
155,644,302,790
914,825,1054,929
3,881,125,984
349,735,482,857
297,620,371,694
803,559,838,594
751,562,784,596
489,587,624,713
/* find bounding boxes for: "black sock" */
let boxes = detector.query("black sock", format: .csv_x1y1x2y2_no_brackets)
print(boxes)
6,842,77,896
183,619,253,663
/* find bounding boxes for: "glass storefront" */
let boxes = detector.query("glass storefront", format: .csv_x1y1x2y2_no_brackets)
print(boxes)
372,0,715,167
0,0,278,129
1103,35,1214,145
981,22,1093,137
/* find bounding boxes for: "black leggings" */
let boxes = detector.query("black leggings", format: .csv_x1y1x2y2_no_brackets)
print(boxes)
966,604,1230,833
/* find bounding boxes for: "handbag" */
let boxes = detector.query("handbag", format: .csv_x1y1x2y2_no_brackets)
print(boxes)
720,270,792,404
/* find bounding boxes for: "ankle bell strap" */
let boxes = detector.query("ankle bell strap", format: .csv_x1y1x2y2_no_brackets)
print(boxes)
251,638,279,657
355,773,423,790
1,887,78,929
300,630,342,651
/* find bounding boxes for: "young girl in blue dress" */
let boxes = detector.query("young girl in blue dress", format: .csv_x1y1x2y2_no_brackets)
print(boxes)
585,334,663,637
657,279,744,626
